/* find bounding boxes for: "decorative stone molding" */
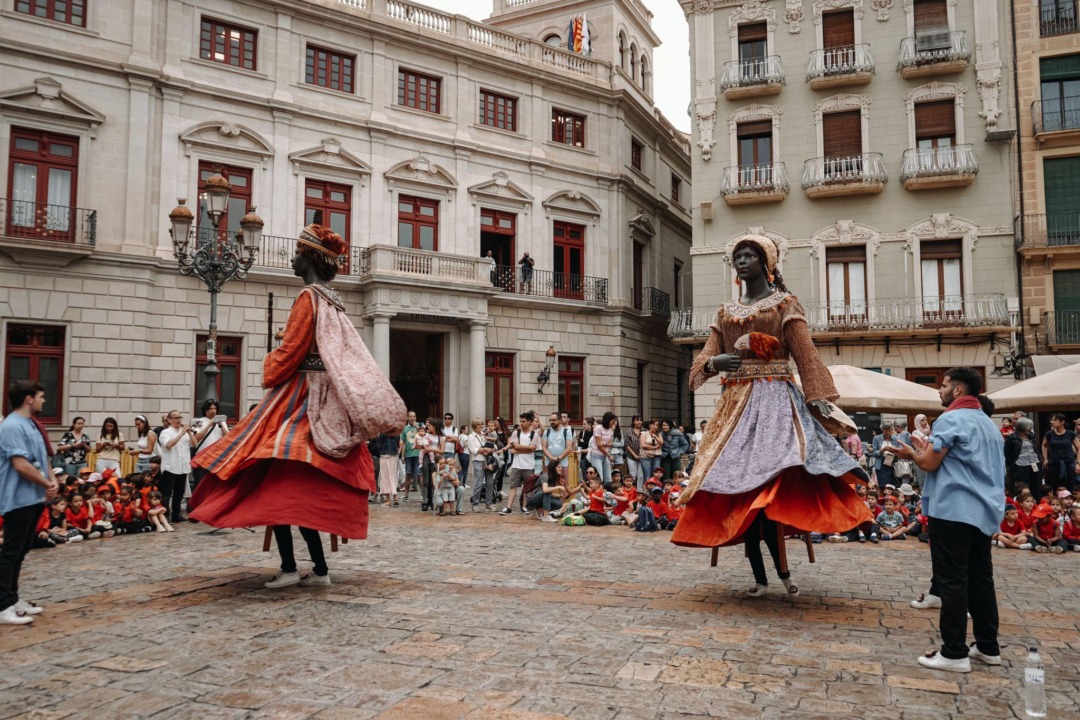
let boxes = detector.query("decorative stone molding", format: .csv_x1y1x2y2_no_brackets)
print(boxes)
0,77,106,137
903,81,965,106
785,0,805,32
727,104,783,131
384,156,458,195
871,0,892,21
467,171,535,209
542,189,602,222
695,100,718,161
629,213,657,241
692,3,717,161
728,0,776,36
812,0,863,25
289,138,372,184
907,213,980,248
976,67,1002,132
179,121,274,164
810,220,882,254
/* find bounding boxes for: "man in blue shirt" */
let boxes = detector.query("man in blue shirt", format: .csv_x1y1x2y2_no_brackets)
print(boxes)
892,367,1004,673
0,380,58,625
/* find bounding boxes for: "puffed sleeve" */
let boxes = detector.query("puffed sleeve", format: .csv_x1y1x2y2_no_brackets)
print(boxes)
688,307,727,392
781,296,839,403
263,289,315,389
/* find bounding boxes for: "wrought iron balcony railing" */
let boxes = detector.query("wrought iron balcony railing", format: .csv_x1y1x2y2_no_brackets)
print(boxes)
802,153,888,189
1041,3,1079,36
1,198,96,245
255,234,369,275
1015,213,1080,249
632,287,671,317
1031,97,1080,134
1046,311,1080,345
807,44,874,81
900,144,978,182
720,162,790,196
719,56,785,89
897,31,970,69
492,264,609,304
667,294,1010,341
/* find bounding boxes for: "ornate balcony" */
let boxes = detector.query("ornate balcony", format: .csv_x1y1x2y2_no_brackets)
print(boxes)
1046,311,1080,346
900,144,978,190
255,234,369,275
667,294,1011,344
806,44,874,89
1032,97,1080,146
492,264,609,305
632,286,671,317
1040,3,1079,36
897,31,970,79
719,162,790,205
802,154,887,198
1015,213,1080,252
719,57,785,100
0,198,96,267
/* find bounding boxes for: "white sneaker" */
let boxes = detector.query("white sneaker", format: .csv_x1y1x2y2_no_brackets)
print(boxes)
299,573,331,587
826,534,848,543
68,535,84,542
918,651,971,673
781,577,800,597
911,593,942,609
746,584,767,597
1019,543,1033,550
88,532,101,539
968,643,1002,666
540,514,558,523
1051,545,1065,554
1035,545,1048,553
1072,546,1080,552
0,605,33,625
13,600,42,616
264,571,301,589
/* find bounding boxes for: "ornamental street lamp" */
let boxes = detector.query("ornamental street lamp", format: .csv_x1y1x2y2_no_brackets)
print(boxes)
168,174,262,404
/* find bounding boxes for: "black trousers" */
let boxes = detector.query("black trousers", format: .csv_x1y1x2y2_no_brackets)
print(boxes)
744,512,789,586
272,525,328,577
928,517,1000,659
159,471,187,522
0,503,44,611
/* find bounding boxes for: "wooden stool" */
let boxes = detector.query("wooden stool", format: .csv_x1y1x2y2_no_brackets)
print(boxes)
262,527,345,552
712,523,815,570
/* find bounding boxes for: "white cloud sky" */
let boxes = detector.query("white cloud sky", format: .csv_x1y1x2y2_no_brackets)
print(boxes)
419,0,692,132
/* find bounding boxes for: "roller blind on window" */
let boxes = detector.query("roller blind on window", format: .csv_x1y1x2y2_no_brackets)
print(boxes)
915,101,955,139
823,111,862,157
822,10,855,49
738,23,767,41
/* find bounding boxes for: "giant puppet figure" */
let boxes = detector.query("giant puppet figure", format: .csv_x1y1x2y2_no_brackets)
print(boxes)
672,234,872,596
191,224,406,588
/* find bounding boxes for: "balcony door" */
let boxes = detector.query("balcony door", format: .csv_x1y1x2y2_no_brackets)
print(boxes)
1053,270,1080,344
1039,55,1080,132
737,120,773,188
737,23,767,82
822,111,862,179
821,10,855,72
553,221,585,300
480,208,515,291
915,100,956,170
913,0,950,52
921,239,963,317
198,162,252,248
1044,156,1080,244
8,128,78,242
826,246,867,321
304,180,350,245
632,241,644,310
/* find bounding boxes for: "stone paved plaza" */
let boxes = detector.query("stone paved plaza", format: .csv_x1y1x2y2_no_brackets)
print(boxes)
2,506,1079,720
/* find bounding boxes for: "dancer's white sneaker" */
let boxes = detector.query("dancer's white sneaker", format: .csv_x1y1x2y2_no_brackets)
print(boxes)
781,577,800,597
746,583,767,597
911,593,941,609
0,605,33,625
13,600,42,616
968,643,1002,666
264,571,301,589
299,573,331,587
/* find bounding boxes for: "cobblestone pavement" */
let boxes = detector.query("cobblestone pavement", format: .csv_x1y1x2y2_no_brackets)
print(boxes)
2,504,1079,720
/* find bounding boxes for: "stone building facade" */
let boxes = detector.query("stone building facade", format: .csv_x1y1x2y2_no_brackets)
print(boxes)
0,0,692,436
674,0,1019,427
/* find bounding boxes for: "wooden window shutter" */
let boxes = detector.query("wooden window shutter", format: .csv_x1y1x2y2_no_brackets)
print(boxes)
921,239,963,259
823,111,862,157
915,101,955,139
826,245,867,263
914,0,949,34
737,120,772,137
738,23,767,42
822,10,855,49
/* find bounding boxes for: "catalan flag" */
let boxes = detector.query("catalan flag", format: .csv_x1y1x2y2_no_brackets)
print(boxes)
566,14,590,55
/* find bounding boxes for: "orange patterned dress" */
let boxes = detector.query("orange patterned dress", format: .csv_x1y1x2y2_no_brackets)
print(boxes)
190,287,375,539
672,292,872,549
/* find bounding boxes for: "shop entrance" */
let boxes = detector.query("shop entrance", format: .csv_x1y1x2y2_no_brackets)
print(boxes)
390,331,443,420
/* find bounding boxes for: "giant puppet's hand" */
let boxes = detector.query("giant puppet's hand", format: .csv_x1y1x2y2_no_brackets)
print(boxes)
807,399,831,417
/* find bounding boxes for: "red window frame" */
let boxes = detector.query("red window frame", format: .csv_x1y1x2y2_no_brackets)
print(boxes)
485,352,514,422
479,90,517,132
197,162,253,247
195,335,242,422
558,356,585,425
14,0,85,26
552,109,586,148
397,195,439,251
200,17,257,71
631,139,643,171
4,325,64,425
398,69,441,113
305,45,354,93
553,220,586,300
305,179,351,244
8,127,79,242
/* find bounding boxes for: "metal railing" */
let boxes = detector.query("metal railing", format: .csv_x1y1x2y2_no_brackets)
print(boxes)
1015,213,1080,249
720,162,790,196
897,31,970,69
632,287,671,317
492,264,608,304
1046,311,1080,345
0,198,96,246
667,294,1010,340
255,234,369,275
900,144,978,182
802,153,888,189
1040,3,1079,36
719,56,785,89
807,44,874,81
1032,97,1080,134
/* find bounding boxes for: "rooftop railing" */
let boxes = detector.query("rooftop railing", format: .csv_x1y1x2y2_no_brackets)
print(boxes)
897,31,970,69
0,198,96,246
899,144,978,182
1015,213,1080,249
719,56,785,89
807,44,874,81
802,153,888,189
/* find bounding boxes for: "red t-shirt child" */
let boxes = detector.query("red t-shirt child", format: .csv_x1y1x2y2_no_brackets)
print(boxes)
65,504,90,531
1063,519,1080,542
1016,506,1033,529
646,498,670,519
588,489,608,514
1032,515,1058,541
114,500,134,524
36,508,50,534
611,491,631,516
999,517,1026,535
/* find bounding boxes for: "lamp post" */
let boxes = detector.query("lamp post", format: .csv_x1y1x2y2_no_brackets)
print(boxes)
536,345,557,394
168,174,262,404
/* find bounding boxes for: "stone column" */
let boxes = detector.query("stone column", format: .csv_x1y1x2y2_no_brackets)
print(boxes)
372,312,393,375
468,320,487,423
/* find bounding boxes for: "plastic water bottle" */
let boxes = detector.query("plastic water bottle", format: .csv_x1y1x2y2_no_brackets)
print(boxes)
1024,646,1046,718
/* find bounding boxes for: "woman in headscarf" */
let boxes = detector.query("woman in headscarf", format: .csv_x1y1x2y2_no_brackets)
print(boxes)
191,223,406,588
672,234,871,598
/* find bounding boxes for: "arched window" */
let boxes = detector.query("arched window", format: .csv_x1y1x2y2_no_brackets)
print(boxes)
630,43,639,81
618,31,628,70
640,54,649,92
543,33,562,46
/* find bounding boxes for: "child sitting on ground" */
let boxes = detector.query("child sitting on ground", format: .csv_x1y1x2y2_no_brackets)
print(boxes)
115,485,150,534
994,505,1033,549
582,473,611,526
1064,506,1080,552
876,498,908,540
32,504,55,549
46,499,83,543
145,491,173,532
89,486,117,538
607,472,632,525
618,474,639,526
65,494,95,539
1029,502,1066,553
646,486,676,530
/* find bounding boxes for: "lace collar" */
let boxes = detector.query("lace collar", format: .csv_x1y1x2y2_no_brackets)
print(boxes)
307,283,345,312
725,291,789,320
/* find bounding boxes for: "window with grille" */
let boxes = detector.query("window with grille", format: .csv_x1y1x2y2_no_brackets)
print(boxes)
4,325,64,424
552,109,586,148
479,90,517,131
15,0,85,26
200,18,257,70
305,46,354,93
398,195,439,251
398,69,441,113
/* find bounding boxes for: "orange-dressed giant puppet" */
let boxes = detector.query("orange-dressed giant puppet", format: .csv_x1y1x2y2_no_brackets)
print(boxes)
671,234,872,597
190,224,406,587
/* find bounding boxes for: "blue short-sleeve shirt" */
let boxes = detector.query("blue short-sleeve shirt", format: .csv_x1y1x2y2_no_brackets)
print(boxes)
923,408,1005,536
0,413,48,515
